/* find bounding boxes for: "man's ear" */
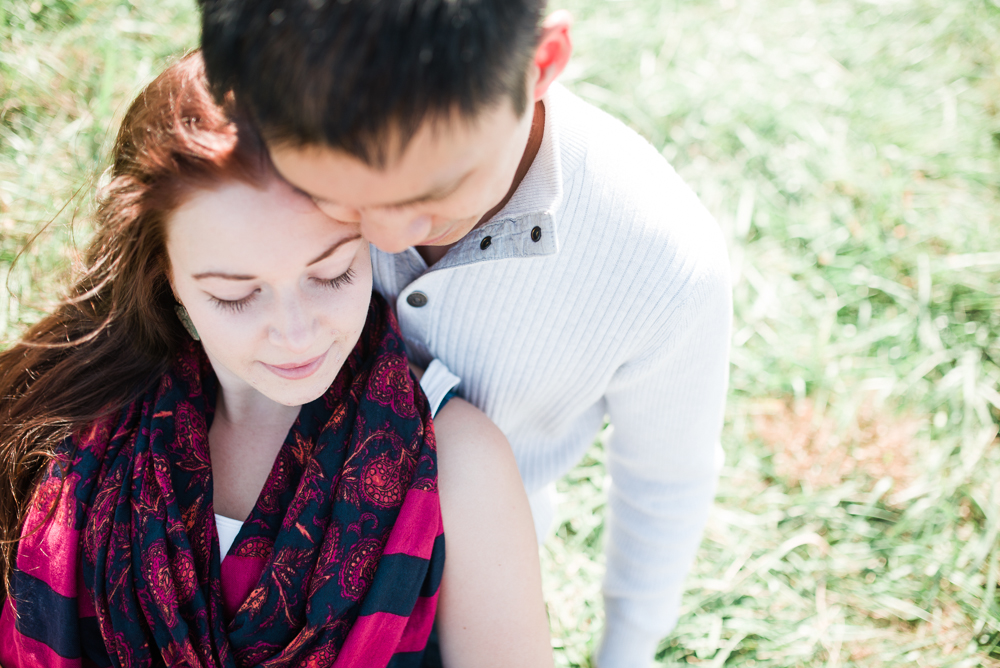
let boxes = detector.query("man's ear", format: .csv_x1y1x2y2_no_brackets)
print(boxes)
530,10,573,103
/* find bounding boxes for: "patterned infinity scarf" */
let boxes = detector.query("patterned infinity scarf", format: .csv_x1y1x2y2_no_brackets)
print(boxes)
0,294,443,668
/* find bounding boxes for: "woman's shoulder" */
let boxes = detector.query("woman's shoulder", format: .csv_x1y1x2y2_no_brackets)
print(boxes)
427,398,554,667
432,398,511,458
430,397,528,509
431,396,531,553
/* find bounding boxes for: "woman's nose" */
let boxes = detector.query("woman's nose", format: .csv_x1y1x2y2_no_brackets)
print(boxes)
268,293,317,353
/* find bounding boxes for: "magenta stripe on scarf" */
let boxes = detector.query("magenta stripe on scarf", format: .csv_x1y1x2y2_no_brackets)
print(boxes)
14,476,81,599
0,601,82,668
333,611,410,668
325,488,444,667
382,488,442,558
334,592,440,665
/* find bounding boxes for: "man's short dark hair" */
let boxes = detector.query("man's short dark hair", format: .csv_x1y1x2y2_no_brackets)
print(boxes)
198,0,546,167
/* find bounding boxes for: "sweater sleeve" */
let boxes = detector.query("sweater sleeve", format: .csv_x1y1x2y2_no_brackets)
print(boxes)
596,256,732,668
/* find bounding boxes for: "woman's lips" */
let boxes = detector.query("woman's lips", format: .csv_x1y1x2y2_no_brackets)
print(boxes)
262,351,328,380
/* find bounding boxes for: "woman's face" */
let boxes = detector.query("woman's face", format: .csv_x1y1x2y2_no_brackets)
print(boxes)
166,177,372,407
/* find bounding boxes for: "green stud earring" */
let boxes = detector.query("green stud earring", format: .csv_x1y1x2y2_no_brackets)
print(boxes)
174,304,200,341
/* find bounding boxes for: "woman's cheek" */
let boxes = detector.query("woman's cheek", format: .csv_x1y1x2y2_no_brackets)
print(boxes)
199,311,264,362
343,271,373,343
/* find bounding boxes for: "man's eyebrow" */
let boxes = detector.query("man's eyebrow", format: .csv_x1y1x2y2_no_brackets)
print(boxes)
379,170,472,208
307,234,363,266
291,185,329,204
294,169,473,209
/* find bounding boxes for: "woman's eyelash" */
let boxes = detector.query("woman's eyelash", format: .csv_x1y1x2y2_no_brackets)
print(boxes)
319,267,356,290
207,269,355,313
210,290,259,313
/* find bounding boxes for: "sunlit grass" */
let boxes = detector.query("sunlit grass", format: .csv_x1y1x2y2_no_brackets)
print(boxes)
3,0,1000,666
542,0,1000,665
0,0,196,333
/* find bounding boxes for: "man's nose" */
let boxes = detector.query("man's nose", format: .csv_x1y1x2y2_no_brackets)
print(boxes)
361,212,433,254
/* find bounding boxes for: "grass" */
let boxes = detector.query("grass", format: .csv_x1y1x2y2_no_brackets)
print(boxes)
542,0,1000,665
1,0,195,330
3,0,1000,666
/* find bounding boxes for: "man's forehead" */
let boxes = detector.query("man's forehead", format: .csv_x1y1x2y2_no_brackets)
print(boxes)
268,107,516,206
277,100,514,163
375,97,525,164
269,147,466,212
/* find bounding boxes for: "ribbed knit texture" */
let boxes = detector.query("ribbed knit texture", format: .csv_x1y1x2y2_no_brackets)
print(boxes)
371,83,732,668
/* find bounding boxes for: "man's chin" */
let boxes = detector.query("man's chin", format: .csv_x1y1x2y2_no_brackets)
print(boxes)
419,229,455,247
423,218,482,247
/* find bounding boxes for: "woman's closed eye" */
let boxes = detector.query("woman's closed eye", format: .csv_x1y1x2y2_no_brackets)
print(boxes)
314,267,356,291
208,268,357,314
210,289,260,313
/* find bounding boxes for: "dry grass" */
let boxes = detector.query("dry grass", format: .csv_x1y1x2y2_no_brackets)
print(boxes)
751,398,924,493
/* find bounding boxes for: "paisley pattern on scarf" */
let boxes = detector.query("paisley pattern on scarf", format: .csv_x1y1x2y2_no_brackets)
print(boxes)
0,294,444,668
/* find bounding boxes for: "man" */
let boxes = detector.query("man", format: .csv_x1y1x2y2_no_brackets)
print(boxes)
198,1,731,666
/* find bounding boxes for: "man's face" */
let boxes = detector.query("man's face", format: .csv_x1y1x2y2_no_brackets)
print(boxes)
269,98,535,254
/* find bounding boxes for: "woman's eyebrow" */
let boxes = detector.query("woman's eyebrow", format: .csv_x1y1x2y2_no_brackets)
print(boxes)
192,271,256,280
307,234,362,266
191,235,362,280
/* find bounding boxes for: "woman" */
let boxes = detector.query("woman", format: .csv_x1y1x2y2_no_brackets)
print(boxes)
0,53,552,668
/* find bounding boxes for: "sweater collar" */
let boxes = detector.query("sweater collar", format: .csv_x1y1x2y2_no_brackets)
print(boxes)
487,84,565,224
386,85,569,273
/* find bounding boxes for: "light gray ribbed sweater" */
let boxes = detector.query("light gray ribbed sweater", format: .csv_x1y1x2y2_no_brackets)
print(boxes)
371,83,732,668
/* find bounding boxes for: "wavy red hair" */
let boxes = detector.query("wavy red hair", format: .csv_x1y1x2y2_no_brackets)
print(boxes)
0,52,274,597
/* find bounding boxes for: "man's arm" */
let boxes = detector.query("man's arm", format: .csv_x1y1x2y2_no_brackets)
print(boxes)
597,257,732,668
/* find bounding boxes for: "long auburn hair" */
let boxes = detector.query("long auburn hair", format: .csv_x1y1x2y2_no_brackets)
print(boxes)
0,52,273,598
